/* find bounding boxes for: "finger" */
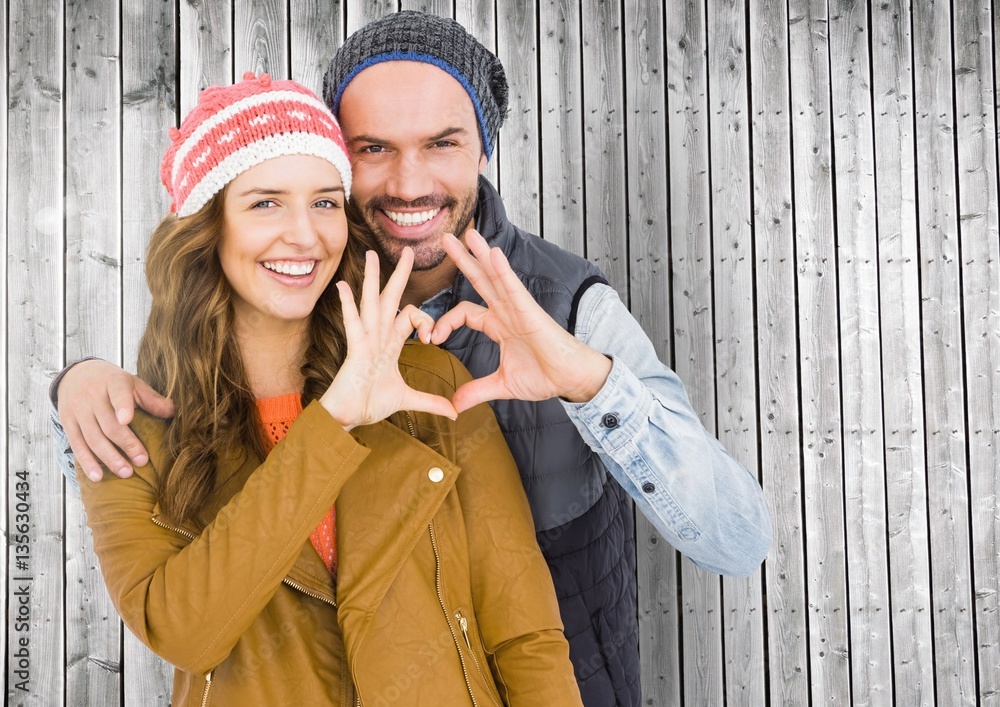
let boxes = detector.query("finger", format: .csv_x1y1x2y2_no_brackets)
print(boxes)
106,376,151,466
64,419,104,482
396,304,434,344
451,374,511,413
486,244,538,315
359,250,381,325
430,301,490,344
401,390,459,420
133,377,175,420
336,281,364,342
79,412,135,479
443,232,499,304
380,247,414,320
106,374,139,425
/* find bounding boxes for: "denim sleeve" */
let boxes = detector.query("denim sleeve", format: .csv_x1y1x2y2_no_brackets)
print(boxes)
560,284,772,576
49,357,98,493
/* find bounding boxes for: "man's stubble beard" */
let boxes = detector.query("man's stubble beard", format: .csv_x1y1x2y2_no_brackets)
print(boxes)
359,187,479,271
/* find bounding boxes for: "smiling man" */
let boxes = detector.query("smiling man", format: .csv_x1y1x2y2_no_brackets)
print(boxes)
52,11,771,706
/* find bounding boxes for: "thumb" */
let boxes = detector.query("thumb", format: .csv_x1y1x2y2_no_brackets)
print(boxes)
134,378,175,419
451,374,510,413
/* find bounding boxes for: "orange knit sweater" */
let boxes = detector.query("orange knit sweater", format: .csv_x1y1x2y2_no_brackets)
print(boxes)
256,393,336,574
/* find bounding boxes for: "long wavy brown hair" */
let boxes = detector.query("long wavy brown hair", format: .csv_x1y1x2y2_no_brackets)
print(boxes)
137,192,373,526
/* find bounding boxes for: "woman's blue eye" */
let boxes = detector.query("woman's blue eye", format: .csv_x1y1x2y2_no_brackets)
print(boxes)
315,199,341,209
251,199,276,209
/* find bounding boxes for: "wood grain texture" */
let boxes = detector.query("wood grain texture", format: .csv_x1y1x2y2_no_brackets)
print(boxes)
120,0,177,702
179,0,232,115
705,1,766,704
828,2,893,704
625,1,679,703
6,0,66,702
912,1,977,702
787,0,851,702
749,0,809,704
953,1,1000,703
64,0,123,702
234,0,288,78
871,2,936,704
0,0,9,690
290,0,343,93
539,0,585,257
665,1,725,703
496,0,540,234
581,0,628,293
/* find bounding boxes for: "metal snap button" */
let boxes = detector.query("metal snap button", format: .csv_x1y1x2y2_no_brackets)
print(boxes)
428,467,444,483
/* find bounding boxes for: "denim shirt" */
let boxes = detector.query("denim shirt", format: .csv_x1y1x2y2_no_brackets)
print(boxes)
558,283,771,576
52,282,771,576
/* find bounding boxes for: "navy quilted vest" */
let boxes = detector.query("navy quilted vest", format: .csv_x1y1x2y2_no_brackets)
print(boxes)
439,178,640,706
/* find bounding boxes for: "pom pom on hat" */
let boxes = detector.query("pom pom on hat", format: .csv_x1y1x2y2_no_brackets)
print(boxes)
162,72,351,217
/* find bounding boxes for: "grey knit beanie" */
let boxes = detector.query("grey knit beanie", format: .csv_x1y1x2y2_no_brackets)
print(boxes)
323,11,508,159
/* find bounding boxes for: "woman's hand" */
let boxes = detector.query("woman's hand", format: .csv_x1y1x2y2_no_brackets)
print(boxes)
320,248,458,430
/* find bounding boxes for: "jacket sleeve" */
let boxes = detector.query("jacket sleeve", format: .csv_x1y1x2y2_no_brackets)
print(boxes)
77,402,369,676
448,360,583,706
561,283,773,576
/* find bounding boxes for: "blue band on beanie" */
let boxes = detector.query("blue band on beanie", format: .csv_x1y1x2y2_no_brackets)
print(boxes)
332,51,494,159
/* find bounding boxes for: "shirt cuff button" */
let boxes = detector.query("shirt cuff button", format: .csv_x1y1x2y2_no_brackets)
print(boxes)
601,413,620,429
641,482,655,494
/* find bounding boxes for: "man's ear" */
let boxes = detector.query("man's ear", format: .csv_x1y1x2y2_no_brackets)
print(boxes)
478,153,488,173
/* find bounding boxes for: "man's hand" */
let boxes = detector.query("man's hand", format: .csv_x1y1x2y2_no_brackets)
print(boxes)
57,359,175,482
431,230,613,413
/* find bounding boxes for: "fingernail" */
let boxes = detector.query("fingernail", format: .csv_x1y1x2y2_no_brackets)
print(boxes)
133,454,148,466
117,466,132,477
86,469,101,483
117,408,130,424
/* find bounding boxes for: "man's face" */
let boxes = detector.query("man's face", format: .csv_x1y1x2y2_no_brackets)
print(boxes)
337,61,488,271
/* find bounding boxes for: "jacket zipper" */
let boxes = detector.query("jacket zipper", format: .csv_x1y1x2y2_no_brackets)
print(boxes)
429,523,478,707
455,610,502,707
200,670,213,706
403,410,417,437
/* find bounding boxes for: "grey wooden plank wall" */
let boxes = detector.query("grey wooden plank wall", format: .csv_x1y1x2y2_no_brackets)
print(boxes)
3,1,999,705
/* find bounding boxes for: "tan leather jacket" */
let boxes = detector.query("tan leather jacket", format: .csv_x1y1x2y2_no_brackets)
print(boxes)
79,343,582,706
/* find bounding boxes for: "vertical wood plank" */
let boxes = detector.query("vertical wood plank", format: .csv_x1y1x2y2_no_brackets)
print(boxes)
290,0,344,92
828,2,894,704
665,0,725,702
6,0,65,702
234,0,288,78
0,0,9,691
625,0,680,703
179,0,232,115
749,0,809,703
455,0,498,187
346,0,397,36
912,1,978,703
705,0,766,704
787,0,852,702
539,0,584,257
954,1,1000,703
581,0,627,293
871,2,937,704
496,0,539,232
64,0,123,703
121,0,177,702
400,0,452,16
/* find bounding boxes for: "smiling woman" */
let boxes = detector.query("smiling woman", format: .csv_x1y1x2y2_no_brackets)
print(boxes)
74,72,582,705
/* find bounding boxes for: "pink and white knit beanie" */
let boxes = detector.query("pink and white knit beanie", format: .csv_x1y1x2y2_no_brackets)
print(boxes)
161,72,352,217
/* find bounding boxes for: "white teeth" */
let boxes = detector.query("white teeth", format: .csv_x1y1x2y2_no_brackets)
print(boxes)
384,208,440,226
263,260,316,276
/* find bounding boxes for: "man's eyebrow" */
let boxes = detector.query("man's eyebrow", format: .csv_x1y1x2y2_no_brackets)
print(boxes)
347,127,470,145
